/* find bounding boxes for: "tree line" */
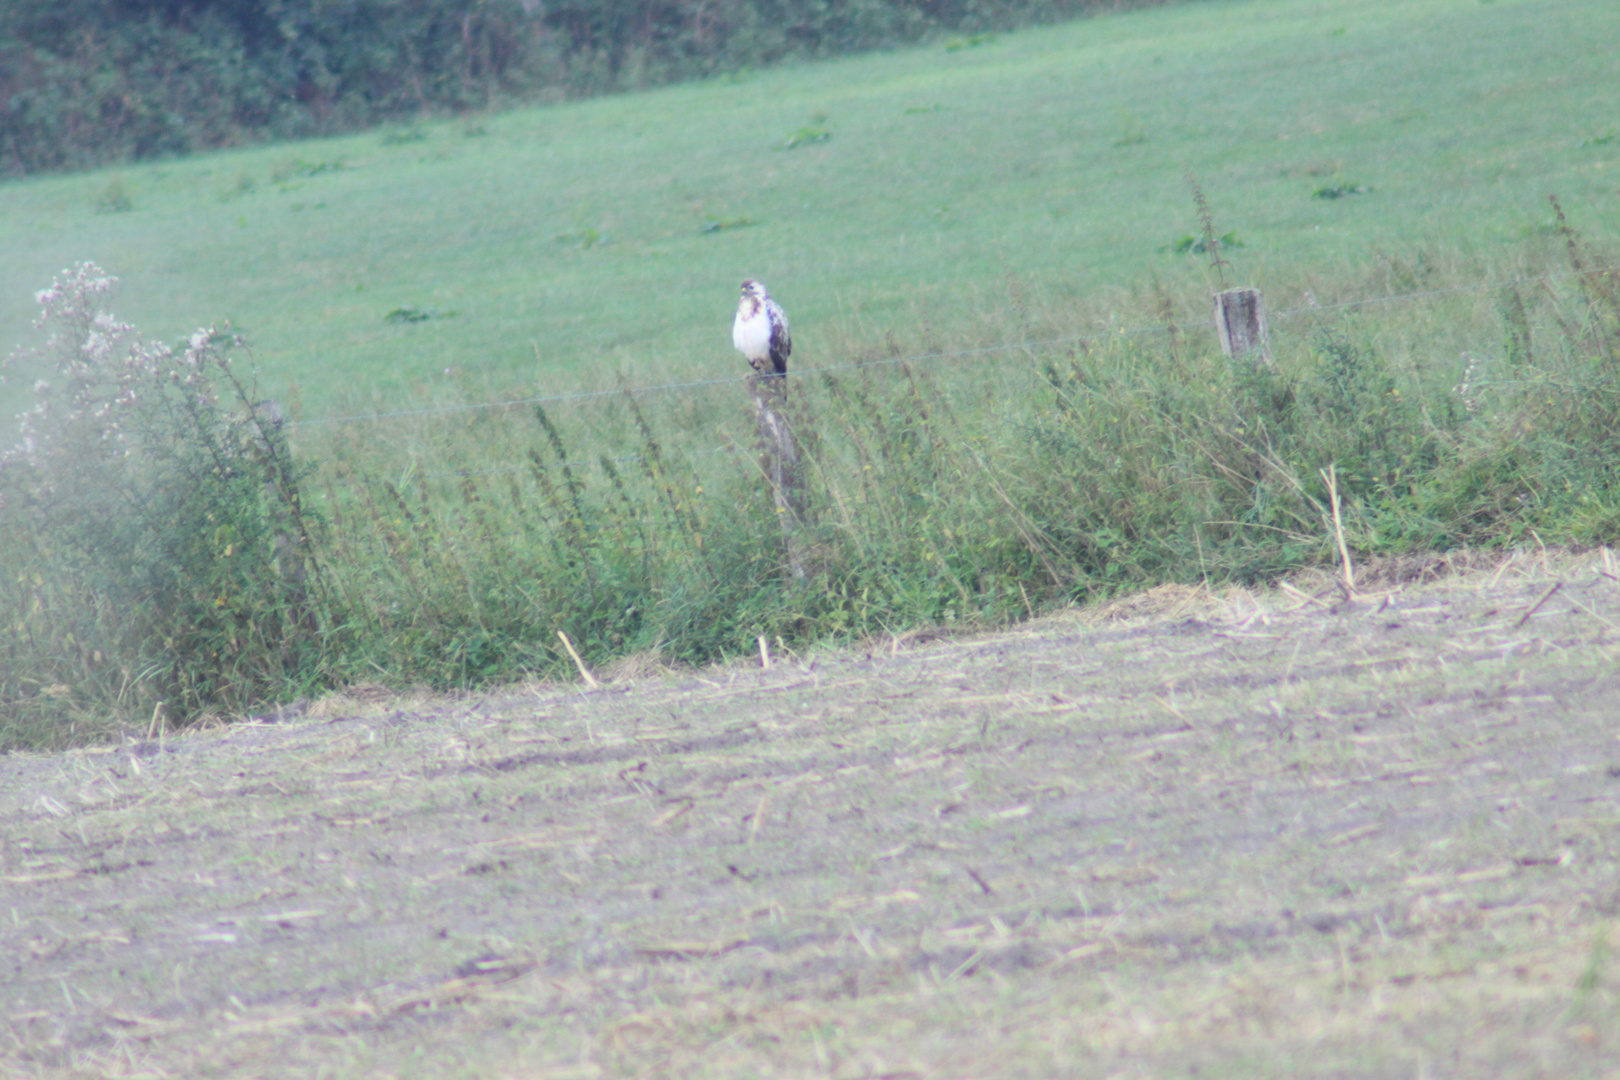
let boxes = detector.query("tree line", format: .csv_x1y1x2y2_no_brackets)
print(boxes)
0,0,1164,176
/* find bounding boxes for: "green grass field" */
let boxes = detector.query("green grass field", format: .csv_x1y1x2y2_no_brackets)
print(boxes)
3,0,1617,422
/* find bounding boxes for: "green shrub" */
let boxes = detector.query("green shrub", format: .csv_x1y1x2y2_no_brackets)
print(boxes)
0,265,322,746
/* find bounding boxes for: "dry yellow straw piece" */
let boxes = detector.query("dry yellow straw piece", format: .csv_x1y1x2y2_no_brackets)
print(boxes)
748,794,769,844
556,631,600,688
1514,581,1562,628
1321,464,1357,599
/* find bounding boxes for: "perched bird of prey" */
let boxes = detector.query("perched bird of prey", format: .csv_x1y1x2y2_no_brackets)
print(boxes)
732,279,791,377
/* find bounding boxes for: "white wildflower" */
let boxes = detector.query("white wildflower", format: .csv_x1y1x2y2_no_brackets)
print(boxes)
82,331,113,363
1453,353,1483,415
185,328,213,366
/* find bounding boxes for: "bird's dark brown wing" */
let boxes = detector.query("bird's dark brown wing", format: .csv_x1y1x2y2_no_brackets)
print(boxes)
768,304,791,376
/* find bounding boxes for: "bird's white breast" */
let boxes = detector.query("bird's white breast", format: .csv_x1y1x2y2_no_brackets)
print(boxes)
733,303,772,360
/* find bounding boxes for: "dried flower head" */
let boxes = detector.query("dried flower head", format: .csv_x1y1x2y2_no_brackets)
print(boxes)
3,262,240,489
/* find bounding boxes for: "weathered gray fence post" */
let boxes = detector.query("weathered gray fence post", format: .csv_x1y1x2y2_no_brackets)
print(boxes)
745,373,808,580
1214,287,1271,366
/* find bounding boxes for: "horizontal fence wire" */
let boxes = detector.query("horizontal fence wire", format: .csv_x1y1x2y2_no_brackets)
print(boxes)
287,330,1158,430
292,263,1618,485
415,445,739,482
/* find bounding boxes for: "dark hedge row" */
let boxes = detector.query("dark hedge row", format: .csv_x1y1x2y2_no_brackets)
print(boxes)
0,0,1164,176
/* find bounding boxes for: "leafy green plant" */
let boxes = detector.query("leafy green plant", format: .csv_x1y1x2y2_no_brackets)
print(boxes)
783,127,832,150
0,265,323,745
699,217,756,234
555,227,605,248
384,306,458,323
1313,182,1371,199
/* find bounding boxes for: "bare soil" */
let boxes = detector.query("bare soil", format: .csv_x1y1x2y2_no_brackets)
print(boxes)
5,550,1620,1079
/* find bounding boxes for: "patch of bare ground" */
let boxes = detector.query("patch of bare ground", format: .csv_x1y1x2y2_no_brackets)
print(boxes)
4,548,1620,1078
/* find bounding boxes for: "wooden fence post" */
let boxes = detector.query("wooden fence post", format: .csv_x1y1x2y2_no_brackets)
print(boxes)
745,373,809,580
1214,287,1271,366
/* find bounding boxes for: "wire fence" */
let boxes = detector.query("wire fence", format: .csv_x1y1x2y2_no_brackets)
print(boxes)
289,265,1612,431
291,263,1617,484
287,328,1165,430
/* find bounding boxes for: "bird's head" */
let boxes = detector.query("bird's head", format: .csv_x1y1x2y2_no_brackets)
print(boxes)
740,279,767,300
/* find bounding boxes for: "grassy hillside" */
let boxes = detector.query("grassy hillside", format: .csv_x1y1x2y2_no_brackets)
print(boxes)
3,0,1616,422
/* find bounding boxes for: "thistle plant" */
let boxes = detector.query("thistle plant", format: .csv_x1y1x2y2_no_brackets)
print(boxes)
1,264,321,742
7,265,222,498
